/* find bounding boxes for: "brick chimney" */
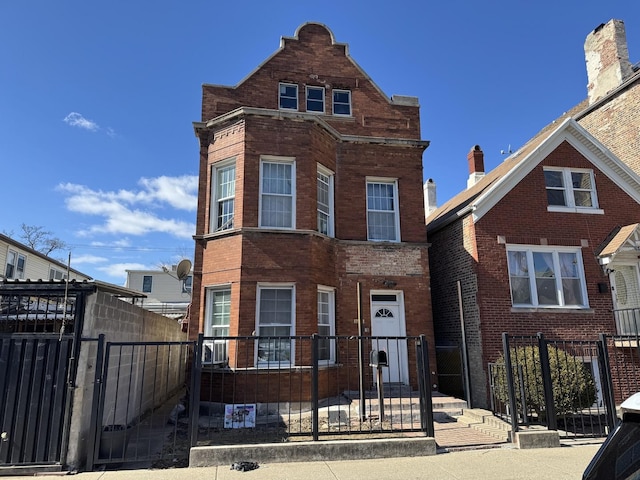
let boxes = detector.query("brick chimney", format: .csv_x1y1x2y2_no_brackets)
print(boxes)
585,19,634,105
423,178,437,218
467,145,485,189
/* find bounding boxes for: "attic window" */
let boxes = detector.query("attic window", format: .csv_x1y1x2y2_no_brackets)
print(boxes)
279,83,298,110
544,167,602,214
333,89,351,116
306,86,325,113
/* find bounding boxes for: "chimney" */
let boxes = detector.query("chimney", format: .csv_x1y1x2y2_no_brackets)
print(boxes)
423,178,437,218
585,19,634,105
467,145,485,189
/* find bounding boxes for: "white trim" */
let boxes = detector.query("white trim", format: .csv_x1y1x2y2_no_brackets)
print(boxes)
203,284,232,365
332,89,352,116
305,85,325,114
255,283,296,367
471,118,640,224
506,244,589,309
366,177,400,242
210,157,236,233
543,166,600,211
259,156,296,230
317,164,335,237
317,285,336,364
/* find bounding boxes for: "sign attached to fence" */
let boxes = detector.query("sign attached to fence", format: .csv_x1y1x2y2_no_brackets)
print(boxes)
224,404,256,429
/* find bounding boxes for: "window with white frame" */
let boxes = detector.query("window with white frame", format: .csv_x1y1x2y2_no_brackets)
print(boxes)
317,287,335,363
317,165,334,236
544,167,599,211
260,158,295,229
306,86,325,113
210,160,236,232
333,89,351,116
49,268,67,280
5,250,25,279
203,287,231,364
142,275,153,293
256,285,294,364
506,245,588,308
367,179,400,242
279,82,298,110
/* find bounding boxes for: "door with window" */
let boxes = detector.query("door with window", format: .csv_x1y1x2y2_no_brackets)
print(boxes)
610,264,640,334
370,293,408,384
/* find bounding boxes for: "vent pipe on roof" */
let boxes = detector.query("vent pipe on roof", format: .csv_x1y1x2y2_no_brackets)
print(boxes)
585,19,634,105
467,145,485,189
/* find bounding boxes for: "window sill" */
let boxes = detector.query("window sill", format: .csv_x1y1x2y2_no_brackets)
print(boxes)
547,206,604,215
511,306,594,314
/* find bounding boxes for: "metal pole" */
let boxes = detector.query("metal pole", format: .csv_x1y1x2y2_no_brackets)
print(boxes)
598,334,617,430
457,281,472,407
419,335,435,437
537,333,557,430
357,282,366,421
502,332,519,439
311,334,319,441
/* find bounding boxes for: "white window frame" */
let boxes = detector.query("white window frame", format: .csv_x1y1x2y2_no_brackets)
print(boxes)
49,267,67,280
332,89,351,116
317,286,336,364
544,167,602,214
210,159,236,232
506,245,589,309
259,156,296,229
203,285,231,365
366,178,400,242
317,164,334,237
5,250,26,279
279,82,298,111
306,85,325,113
255,283,295,367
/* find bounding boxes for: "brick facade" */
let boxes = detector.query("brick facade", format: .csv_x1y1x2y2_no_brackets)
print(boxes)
190,23,435,399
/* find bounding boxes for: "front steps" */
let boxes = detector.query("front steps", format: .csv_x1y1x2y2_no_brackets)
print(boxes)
455,408,511,442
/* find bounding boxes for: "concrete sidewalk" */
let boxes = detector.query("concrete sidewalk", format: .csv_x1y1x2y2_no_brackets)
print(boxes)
14,443,601,479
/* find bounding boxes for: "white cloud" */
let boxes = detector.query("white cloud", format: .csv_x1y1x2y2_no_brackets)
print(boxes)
97,262,149,280
70,254,108,265
57,176,197,240
63,112,99,132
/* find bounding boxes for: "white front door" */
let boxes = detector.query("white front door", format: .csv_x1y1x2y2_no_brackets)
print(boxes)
370,293,408,384
610,264,640,335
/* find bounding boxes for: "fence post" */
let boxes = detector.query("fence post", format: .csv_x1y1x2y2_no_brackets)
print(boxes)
189,334,203,448
86,334,105,471
416,335,435,437
537,333,557,430
311,334,319,441
502,332,519,439
597,334,617,430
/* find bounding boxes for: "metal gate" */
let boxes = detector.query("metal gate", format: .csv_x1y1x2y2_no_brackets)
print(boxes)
0,334,74,470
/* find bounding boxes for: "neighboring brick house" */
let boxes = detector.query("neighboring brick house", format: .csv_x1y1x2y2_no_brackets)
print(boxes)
189,23,434,397
427,118,640,409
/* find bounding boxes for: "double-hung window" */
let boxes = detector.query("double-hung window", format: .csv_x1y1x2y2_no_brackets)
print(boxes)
317,165,334,236
49,267,67,280
204,287,231,364
5,250,25,279
260,157,295,229
306,86,325,113
506,245,588,308
544,167,600,213
367,179,400,242
333,89,351,116
279,82,298,110
256,285,294,365
210,160,236,232
317,287,336,363
142,275,153,293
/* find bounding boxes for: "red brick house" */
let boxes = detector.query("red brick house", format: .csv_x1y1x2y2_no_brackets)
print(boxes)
189,23,435,398
427,118,640,409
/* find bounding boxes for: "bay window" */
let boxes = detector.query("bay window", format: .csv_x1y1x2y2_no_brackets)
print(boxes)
256,284,294,365
260,157,295,229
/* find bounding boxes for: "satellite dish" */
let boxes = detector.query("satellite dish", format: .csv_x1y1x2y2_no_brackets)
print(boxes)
176,259,192,281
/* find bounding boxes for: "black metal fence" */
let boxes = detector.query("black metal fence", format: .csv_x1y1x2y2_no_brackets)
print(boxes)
190,334,434,447
489,333,616,440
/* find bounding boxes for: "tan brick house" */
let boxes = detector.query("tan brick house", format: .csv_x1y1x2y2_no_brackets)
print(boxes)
189,23,435,397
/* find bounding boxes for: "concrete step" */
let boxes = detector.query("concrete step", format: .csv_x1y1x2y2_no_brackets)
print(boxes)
456,408,510,442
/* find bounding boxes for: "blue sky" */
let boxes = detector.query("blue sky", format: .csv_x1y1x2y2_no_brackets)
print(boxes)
2,1,640,284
